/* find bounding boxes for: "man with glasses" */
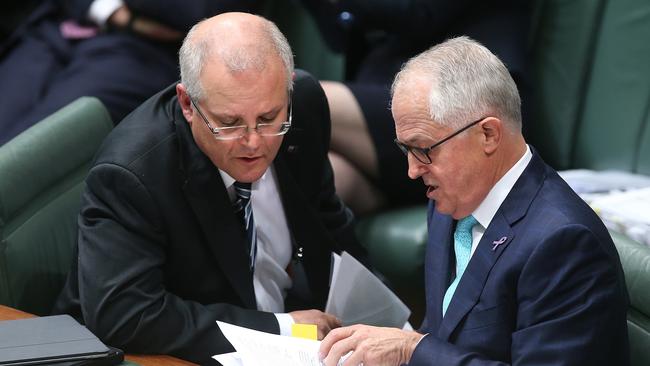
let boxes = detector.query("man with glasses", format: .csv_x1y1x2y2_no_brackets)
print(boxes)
319,37,629,365
54,13,365,364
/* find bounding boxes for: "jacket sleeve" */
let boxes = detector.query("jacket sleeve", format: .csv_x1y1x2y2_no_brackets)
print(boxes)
77,163,278,364
63,0,262,30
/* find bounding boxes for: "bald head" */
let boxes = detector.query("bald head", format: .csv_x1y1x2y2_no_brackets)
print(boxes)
179,12,294,100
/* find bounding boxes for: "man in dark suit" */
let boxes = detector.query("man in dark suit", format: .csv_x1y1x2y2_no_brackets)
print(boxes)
320,37,629,365
54,13,364,364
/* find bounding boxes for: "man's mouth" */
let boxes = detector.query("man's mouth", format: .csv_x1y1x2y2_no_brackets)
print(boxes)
238,156,260,163
427,185,439,195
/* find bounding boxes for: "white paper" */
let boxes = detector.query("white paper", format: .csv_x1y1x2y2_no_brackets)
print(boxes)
212,352,243,366
558,169,650,195
326,251,411,328
215,321,323,366
588,187,650,246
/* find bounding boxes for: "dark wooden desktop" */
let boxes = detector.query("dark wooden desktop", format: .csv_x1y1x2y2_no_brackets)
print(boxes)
0,305,197,366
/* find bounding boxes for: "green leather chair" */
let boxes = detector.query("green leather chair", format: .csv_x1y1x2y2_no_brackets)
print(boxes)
356,0,650,362
612,231,650,366
0,97,113,316
263,0,345,81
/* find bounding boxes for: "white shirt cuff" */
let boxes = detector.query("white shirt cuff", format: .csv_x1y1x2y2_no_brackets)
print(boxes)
88,0,125,26
274,313,295,336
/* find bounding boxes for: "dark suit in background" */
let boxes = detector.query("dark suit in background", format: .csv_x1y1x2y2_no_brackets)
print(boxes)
54,70,363,364
0,0,262,145
413,150,629,365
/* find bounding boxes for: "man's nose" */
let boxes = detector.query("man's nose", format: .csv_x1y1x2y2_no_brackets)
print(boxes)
240,127,262,148
407,154,427,180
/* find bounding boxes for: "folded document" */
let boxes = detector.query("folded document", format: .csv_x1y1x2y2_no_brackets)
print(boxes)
326,251,410,328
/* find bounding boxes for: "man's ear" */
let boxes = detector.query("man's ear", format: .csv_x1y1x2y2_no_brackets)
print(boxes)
480,117,502,155
176,83,194,124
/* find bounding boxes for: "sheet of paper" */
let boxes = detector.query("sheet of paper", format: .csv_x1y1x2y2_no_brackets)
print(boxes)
215,321,323,366
326,251,410,328
589,187,650,246
213,352,243,366
329,252,341,287
558,169,650,194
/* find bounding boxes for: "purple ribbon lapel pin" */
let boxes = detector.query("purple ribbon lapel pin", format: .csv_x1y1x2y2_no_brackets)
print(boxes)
492,236,508,251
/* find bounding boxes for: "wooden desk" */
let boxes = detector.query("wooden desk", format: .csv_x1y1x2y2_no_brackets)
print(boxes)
0,305,197,366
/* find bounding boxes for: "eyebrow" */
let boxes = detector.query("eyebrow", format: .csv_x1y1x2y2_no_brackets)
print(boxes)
209,105,284,122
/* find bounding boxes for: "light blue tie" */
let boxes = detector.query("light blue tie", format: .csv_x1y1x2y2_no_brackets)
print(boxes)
233,182,257,273
442,215,478,317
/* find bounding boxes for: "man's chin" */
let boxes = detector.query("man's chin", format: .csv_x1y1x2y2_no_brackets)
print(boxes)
230,161,268,182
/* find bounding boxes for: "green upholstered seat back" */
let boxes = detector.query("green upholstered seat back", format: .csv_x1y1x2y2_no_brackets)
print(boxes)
0,97,112,315
611,231,650,366
529,0,650,172
263,0,344,81
356,206,428,324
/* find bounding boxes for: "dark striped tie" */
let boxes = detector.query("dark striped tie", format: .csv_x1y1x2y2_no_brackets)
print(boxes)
233,182,257,272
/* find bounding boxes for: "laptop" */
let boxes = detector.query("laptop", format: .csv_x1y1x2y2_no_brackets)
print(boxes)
0,315,123,365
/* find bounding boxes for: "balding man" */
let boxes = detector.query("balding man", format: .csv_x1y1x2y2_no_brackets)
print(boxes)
54,13,364,364
319,37,629,366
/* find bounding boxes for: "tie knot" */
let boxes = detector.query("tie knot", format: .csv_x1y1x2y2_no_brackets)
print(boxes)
456,215,478,234
234,181,252,200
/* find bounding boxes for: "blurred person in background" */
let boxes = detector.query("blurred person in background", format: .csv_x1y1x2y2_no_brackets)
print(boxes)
0,0,263,145
302,0,530,215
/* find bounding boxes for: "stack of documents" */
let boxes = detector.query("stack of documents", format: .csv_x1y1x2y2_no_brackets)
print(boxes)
214,321,329,366
589,187,650,246
213,251,411,365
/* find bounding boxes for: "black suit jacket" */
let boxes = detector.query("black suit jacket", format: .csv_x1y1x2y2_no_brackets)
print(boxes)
53,70,363,364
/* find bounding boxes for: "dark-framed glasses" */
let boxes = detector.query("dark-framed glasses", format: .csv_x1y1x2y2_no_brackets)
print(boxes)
190,96,292,141
394,117,485,164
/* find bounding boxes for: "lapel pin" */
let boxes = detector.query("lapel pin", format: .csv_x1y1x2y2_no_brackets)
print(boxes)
492,236,508,251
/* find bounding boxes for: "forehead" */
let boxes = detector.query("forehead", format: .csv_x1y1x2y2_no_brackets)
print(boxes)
392,84,447,144
201,57,288,106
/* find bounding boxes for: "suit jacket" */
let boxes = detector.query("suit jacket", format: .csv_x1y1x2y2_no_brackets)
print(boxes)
53,70,363,364
411,150,629,365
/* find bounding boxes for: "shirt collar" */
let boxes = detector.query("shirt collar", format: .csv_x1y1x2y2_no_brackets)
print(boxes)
472,145,532,229
219,167,271,201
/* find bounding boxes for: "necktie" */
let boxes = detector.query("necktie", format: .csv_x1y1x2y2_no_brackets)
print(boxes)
442,215,478,317
233,182,257,272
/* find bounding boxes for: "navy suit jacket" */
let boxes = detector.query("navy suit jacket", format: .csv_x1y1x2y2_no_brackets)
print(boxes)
411,150,629,365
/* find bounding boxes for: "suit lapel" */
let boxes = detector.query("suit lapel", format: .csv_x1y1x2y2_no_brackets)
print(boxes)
436,149,547,340
437,213,514,340
424,210,454,332
176,118,256,309
273,157,331,307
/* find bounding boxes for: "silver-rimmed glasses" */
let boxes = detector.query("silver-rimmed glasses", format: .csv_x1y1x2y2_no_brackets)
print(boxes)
190,96,292,140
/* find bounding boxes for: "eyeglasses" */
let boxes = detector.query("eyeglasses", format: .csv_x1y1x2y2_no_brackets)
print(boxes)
394,117,485,164
190,96,292,140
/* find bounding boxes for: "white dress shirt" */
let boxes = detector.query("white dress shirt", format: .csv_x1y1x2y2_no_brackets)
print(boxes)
219,167,295,335
468,145,532,256
88,0,124,26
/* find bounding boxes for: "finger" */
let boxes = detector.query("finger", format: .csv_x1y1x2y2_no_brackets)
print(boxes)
342,348,364,366
319,326,357,357
329,315,342,329
322,332,360,366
